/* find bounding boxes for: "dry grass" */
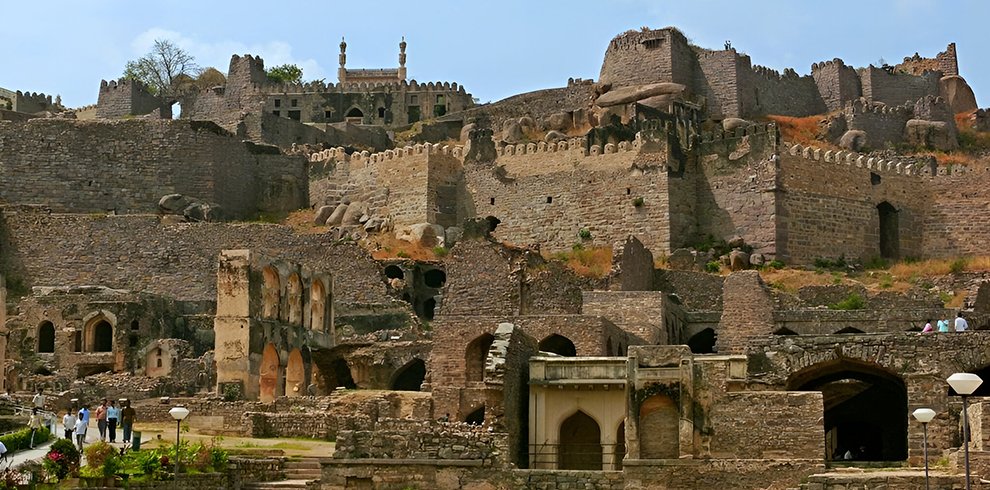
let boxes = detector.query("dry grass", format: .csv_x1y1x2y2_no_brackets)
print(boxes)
547,246,613,278
759,268,855,293
282,209,326,234
887,256,990,277
367,232,440,261
767,114,829,147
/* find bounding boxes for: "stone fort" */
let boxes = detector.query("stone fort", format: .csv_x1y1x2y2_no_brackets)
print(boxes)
0,26,990,489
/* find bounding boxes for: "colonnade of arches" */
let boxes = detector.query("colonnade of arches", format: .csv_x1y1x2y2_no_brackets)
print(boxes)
261,266,330,332
259,343,315,402
35,315,117,354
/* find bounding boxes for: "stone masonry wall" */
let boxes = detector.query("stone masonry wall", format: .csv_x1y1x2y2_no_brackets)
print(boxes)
776,149,925,263
710,392,824,459
695,49,742,119
748,66,826,117
0,208,389,304
812,59,862,112
715,271,774,354
333,419,509,462
623,459,822,490
0,119,306,217
582,291,666,344
465,138,673,254
96,79,165,119
921,170,990,257
692,124,778,255
861,67,941,107
439,238,521,317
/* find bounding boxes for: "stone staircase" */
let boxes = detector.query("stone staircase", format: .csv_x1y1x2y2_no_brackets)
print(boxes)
244,457,323,489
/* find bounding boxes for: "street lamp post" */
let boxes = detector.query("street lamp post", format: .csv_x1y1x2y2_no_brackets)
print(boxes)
168,406,190,480
947,373,983,490
913,408,937,490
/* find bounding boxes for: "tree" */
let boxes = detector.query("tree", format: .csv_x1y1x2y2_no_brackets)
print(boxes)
196,67,227,90
267,64,303,84
123,39,199,99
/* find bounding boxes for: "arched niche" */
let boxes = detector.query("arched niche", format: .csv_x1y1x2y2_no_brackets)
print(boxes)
390,358,426,391
37,321,55,353
311,279,327,331
287,273,302,325
558,410,602,470
262,266,281,320
465,333,495,383
259,343,281,403
539,334,576,357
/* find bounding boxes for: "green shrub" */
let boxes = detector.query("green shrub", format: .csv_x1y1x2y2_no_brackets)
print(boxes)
396,251,410,258
949,258,967,274
814,255,848,270
864,256,890,270
578,228,592,240
433,246,449,258
42,439,80,481
0,426,51,453
84,441,121,477
768,260,785,269
632,197,644,207
705,261,721,273
830,293,865,310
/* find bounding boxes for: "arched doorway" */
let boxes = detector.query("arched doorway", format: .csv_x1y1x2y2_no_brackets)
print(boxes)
539,334,577,357
345,107,364,124
423,269,446,288
287,273,302,325
788,359,907,461
465,333,495,383
687,328,716,354
285,349,305,397
329,358,357,389
614,420,626,470
262,267,280,319
558,411,602,470
259,343,281,403
37,321,55,353
639,394,679,458
311,279,326,331
86,319,114,352
465,405,485,425
877,202,899,259
390,358,425,391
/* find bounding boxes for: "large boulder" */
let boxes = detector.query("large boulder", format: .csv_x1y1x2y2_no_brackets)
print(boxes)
502,121,525,144
159,194,194,214
183,202,223,222
667,248,696,271
839,130,868,152
395,223,445,248
313,205,335,225
595,82,687,107
325,203,349,226
341,201,368,225
722,118,752,132
905,119,958,151
939,75,978,114
637,93,681,111
728,250,750,271
547,112,573,132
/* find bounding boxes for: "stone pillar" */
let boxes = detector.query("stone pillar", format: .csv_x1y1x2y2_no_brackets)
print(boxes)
214,250,256,400
715,270,774,354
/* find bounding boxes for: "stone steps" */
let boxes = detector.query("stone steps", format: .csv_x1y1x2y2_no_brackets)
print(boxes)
244,480,310,490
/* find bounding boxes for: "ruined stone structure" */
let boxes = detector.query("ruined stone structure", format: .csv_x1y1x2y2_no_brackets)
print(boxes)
0,87,61,114
3,25,990,490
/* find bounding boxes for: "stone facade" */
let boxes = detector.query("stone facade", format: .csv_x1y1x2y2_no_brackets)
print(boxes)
96,79,169,119
0,119,306,218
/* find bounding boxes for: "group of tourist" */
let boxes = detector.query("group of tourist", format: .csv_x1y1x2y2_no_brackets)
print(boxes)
920,312,970,333
59,398,136,451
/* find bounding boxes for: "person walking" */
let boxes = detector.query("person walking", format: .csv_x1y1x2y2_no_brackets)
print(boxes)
120,400,136,444
28,408,42,449
955,311,970,332
95,399,108,442
61,409,76,440
106,400,119,443
32,389,45,410
74,410,87,452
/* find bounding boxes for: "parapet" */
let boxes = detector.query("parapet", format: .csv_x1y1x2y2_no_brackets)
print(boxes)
605,27,687,51
99,78,151,94
309,142,466,165
782,142,935,176
752,64,800,81
697,122,779,146
810,58,848,73
843,98,913,117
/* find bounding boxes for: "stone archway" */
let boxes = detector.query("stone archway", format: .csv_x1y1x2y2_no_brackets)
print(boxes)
390,358,426,391
84,318,114,353
539,334,576,357
687,328,716,354
285,349,306,397
788,358,907,461
37,321,55,353
558,410,602,470
287,273,302,325
262,266,280,320
259,343,281,402
465,333,495,383
311,279,327,331
465,405,485,425
639,394,679,459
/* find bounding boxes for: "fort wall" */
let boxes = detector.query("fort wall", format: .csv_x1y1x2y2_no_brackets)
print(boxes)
921,171,990,257
811,59,861,112
0,208,389,305
599,28,694,88
776,144,927,263
695,49,743,118
747,65,826,116
844,98,913,147
96,79,167,119
0,88,57,114
0,119,306,217
860,66,941,107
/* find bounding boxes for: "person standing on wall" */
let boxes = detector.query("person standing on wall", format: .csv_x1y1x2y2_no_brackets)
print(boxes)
95,399,108,442
120,400,136,444
32,389,45,411
955,311,970,332
28,408,42,449
106,400,119,443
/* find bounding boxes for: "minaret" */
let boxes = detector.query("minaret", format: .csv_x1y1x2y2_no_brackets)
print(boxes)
338,38,347,84
398,37,407,82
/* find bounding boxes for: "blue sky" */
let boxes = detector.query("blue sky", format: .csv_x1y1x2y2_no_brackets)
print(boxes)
1,0,986,109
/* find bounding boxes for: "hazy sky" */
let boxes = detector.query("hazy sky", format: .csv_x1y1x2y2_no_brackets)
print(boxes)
2,0,986,108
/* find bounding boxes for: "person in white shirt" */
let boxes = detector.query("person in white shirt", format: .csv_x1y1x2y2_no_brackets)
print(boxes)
32,390,45,410
62,409,77,440
0,440,7,463
955,312,970,332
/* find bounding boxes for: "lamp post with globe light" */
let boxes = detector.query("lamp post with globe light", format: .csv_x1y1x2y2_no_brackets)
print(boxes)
912,408,936,490
168,406,190,479
947,373,982,490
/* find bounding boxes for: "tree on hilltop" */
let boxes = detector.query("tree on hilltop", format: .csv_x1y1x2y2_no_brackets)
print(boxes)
123,39,200,99
267,64,303,84
196,67,226,90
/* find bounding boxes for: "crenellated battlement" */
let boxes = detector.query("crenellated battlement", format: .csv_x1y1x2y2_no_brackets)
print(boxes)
309,142,466,165
99,78,152,94
811,58,848,72
606,27,687,51
752,65,800,81
781,142,943,176
843,98,913,116
697,122,778,146
262,79,467,95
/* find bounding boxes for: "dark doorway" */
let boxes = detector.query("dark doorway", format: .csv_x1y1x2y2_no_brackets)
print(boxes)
687,328,716,354
877,202,899,259
384,265,404,280
37,321,55,353
407,106,420,124
92,321,113,352
390,358,425,391
330,358,357,389
423,297,437,320
465,405,485,425
465,333,495,382
539,334,577,357
558,411,602,470
788,359,907,461
423,269,446,288
615,421,626,470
